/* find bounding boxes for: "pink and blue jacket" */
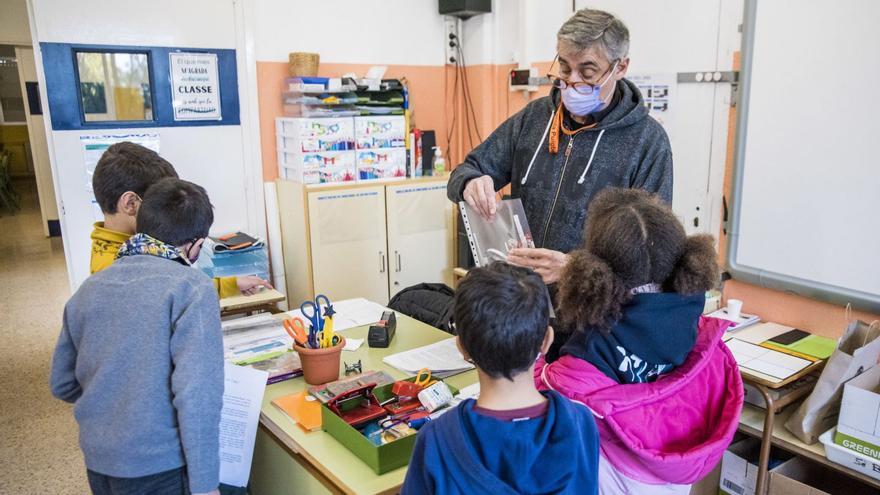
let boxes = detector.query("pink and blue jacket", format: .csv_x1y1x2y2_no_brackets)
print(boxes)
535,316,743,487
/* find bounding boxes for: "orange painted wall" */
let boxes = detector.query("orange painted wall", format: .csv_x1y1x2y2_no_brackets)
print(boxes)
717,52,880,337
445,61,554,168
256,60,555,181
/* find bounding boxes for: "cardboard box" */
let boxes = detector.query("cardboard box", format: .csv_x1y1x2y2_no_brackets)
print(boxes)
768,456,877,494
321,378,458,474
835,365,880,461
820,427,880,482
719,438,792,495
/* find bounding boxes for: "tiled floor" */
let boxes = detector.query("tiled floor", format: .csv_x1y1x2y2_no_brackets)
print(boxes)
0,179,89,493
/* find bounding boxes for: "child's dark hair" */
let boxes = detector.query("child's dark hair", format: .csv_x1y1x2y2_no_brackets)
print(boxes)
559,188,719,330
136,178,214,246
454,263,550,380
92,142,178,214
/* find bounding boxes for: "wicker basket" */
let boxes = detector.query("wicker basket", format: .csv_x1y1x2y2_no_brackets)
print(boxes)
289,52,320,77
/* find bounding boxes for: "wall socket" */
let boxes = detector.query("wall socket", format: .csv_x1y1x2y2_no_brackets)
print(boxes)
445,17,459,64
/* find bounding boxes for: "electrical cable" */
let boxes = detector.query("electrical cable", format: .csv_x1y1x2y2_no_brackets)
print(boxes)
446,54,459,155
456,40,483,143
456,55,474,151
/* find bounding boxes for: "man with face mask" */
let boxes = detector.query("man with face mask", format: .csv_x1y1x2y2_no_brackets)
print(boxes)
448,8,672,287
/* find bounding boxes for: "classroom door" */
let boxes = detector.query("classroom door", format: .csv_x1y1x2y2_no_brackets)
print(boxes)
576,0,740,236
307,186,390,304
385,180,454,298
30,0,264,289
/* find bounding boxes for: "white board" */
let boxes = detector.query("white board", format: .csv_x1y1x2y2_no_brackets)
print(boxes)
729,0,880,312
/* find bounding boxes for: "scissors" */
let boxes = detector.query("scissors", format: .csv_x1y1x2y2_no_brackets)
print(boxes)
413,368,436,388
283,317,317,348
300,294,332,330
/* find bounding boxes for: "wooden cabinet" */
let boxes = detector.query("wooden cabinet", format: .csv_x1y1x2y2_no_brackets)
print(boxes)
276,178,453,306
385,182,454,299
307,185,389,303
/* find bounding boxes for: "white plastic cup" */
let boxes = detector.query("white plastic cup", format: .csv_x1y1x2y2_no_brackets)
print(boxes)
726,299,743,320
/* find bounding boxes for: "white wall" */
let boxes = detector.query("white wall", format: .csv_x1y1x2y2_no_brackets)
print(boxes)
29,0,265,289
459,0,571,66
31,0,237,47
253,0,447,64
0,0,31,44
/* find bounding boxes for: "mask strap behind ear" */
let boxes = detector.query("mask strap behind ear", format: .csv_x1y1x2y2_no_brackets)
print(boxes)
179,247,195,267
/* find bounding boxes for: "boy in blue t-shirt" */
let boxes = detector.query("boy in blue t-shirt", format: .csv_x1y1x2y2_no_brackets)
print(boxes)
402,263,600,495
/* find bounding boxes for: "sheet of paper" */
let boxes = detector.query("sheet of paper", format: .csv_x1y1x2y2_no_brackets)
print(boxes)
282,298,387,332
365,65,388,79
221,313,276,332
726,338,812,381
456,382,481,400
768,335,838,360
707,308,760,330
219,363,268,487
383,338,475,375
343,338,364,351
734,321,793,344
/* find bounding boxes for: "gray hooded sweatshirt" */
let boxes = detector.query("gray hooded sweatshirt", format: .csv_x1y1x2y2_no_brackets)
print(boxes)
448,79,672,254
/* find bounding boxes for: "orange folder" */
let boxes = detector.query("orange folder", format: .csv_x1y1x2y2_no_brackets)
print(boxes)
272,391,322,432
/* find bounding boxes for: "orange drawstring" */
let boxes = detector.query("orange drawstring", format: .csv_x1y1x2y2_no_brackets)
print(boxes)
548,102,598,154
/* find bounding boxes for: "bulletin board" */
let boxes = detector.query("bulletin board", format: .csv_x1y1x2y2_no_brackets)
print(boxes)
727,0,880,312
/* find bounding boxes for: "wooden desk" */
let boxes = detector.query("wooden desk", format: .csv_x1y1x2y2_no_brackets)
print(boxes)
250,315,478,495
726,323,828,495
219,288,286,317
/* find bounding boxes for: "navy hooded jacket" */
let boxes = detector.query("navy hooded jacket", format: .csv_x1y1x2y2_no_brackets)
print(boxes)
561,292,704,384
401,391,599,495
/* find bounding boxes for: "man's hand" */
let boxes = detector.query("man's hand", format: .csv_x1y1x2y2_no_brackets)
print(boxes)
462,175,498,220
237,275,272,296
193,490,220,495
507,248,570,284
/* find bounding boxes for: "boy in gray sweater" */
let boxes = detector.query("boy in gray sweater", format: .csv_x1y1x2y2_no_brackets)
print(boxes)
51,178,223,495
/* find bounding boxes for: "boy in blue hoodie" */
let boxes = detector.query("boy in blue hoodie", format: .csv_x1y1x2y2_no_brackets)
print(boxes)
402,263,600,495
51,178,224,495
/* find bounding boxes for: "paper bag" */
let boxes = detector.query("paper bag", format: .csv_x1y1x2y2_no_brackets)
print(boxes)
784,319,880,444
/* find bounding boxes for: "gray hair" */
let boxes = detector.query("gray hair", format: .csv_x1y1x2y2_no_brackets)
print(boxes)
557,8,630,61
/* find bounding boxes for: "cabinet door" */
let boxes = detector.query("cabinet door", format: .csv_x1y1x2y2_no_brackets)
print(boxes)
307,186,389,303
386,181,454,298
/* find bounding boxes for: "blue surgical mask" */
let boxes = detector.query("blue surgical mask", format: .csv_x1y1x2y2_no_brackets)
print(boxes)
561,62,618,117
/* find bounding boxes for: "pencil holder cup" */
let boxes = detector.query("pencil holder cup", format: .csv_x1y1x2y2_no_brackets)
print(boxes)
294,336,346,385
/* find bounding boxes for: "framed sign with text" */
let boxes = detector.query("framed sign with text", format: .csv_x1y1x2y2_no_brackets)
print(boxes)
169,52,222,121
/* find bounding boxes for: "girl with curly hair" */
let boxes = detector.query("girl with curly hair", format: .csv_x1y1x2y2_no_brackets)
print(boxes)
535,187,743,494
558,187,720,383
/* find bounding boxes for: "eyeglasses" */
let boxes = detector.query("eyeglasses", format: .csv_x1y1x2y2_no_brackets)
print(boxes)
547,54,618,95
